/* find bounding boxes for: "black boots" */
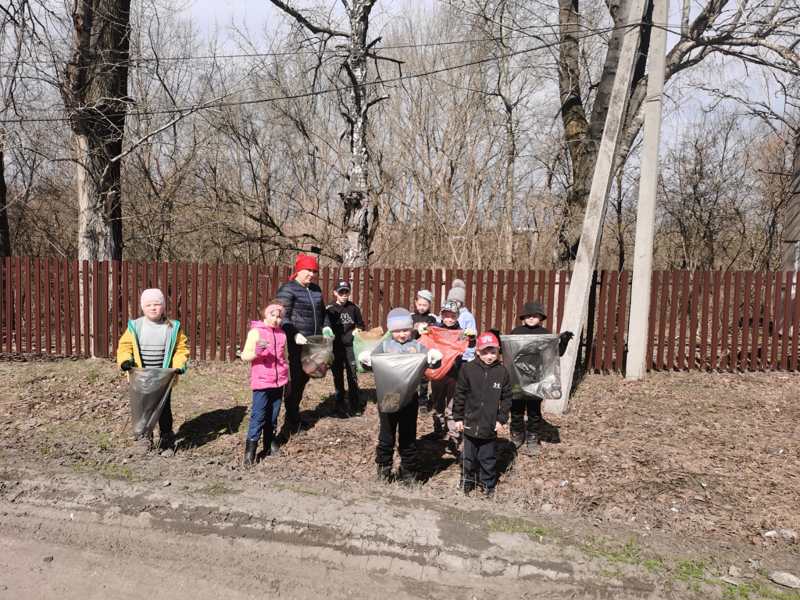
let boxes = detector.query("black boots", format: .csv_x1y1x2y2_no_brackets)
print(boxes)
398,466,417,485
263,428,280,458
376,464,392,481
243,440,258,466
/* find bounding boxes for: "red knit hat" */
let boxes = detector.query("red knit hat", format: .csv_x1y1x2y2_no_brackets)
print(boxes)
291,254,318,279
476,331,500,350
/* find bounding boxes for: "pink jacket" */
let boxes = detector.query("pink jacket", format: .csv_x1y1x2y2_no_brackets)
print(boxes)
248,321,289,390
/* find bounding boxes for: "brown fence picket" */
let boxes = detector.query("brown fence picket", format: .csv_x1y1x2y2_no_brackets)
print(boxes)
33,258,41,353
710,272,721,370
474,269,484,331
484,270,495,331
688,271,701,370
556,271,568,333
230,265,240,360
770,273,781,369
370,268,381,329
3,258,9,352
616,271,629,371
731,272,743,371
603,271,618,371
646,271,659,370
494,270,505,333
23,257,31,352
699,271,710,369
55,259,63,355
63,260,73,356
792,273,800,371
739,272,752,371
656,271,669,369
720,272,731,371
593,271,608,371
749,273,763,369
677,271,689,370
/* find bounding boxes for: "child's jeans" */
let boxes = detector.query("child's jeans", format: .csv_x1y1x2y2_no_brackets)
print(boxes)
431,364,461,444
247,387,284,445
462,435,497,490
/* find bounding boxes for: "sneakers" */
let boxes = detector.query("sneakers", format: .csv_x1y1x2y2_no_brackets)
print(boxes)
432,414,445,438
398,467,417,485
483,487,496,499
510,431,526,448
522,437,541,457
461,474,476,496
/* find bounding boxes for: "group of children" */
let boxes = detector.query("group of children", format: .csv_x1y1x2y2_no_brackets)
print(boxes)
116,256,571,496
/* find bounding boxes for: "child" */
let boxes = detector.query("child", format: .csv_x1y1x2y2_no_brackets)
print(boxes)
507,301,573,455
411,289,437,412
430,300,475,454
446,279,477,362
326,280,365,416
452,331,512,497
117,288,189,457
240,302,289,465
358,308,441,483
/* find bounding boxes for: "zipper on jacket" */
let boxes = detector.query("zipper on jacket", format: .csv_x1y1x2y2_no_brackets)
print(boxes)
271,328,278,381
306,286,317,334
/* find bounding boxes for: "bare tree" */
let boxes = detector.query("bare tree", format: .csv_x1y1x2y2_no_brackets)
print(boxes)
267,0,400,266
61,0,132,261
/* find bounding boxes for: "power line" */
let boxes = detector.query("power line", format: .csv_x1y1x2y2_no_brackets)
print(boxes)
0,21,648,125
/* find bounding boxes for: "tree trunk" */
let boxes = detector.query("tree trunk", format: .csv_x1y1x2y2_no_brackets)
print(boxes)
341,1,378,267
0,144,10,256
61,0,131,262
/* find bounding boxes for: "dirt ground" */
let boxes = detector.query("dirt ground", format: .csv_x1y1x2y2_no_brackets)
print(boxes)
1,356,799,598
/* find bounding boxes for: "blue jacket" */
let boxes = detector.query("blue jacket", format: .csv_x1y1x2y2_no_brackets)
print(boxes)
276,280,330,341
458,307,477,362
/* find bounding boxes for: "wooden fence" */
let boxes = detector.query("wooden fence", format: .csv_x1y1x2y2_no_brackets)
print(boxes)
2,257,799,373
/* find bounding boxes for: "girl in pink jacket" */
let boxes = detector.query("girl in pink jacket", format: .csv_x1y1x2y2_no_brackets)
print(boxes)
241,302,289,465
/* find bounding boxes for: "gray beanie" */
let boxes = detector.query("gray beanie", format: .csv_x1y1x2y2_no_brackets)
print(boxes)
416,289,433,304
386,307,414,331
451,279,466,289
446,286,466,304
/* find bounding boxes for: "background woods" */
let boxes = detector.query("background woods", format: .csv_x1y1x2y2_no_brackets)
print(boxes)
0,0,798,271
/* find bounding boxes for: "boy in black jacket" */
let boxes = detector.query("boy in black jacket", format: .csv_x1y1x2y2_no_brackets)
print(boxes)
326,280,365,416
411,289,438,412
452,331,512,497
508,301,573,455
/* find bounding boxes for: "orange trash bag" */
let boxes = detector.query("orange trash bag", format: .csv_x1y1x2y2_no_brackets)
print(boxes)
418,328,468,381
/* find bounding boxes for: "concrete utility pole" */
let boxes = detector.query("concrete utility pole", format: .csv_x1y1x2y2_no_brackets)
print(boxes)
549,0,649,415
626,0,670,380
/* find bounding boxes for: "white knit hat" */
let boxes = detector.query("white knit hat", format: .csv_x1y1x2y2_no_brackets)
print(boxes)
140,288,165,311
416,289,433,303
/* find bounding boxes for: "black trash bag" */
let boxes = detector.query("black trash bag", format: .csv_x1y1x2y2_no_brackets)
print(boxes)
128,368,177,437
371,352,429,413
500,334,562,399
301,335,334,378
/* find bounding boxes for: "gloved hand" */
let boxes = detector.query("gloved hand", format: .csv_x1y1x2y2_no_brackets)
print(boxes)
453,421,464,432
358,350,372,367
174,366,186,375
120,359,136,372
416,322,429,335
322,326,334,338
426,348,443,366
559,331,574,343
463,328,477,338
294,333,308,345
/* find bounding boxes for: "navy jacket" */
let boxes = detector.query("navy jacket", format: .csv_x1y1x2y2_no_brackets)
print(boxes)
276,280,330,340
452,359,512,440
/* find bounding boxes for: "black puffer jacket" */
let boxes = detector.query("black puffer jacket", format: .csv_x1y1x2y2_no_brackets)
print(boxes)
276,280,329,340
452,359,512,440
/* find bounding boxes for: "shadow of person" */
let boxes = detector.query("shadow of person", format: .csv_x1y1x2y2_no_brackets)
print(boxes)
496,438,517,475
537,419,561,444
176,406,247,450
415,432,456,483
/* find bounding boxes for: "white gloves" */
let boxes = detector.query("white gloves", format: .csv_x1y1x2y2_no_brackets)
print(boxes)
463,328,477,338
358,350,372,367
416,322,429,334
427,348,443,365
294,333,308,345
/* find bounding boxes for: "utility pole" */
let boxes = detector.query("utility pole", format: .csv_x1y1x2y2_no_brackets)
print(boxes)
549,0,649,415
626,0,669,380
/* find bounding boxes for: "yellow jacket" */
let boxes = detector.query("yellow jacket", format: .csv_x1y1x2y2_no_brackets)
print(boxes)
116,317,190,373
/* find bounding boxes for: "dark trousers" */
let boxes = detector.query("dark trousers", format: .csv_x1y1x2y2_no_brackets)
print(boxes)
375,399,418,470
509,393,543,436
285,348,310,426
247,387,284,445
158,391,173,438
332,344,360,407
462,435,497,489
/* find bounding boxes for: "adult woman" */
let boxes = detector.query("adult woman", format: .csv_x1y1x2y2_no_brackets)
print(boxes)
276,254,333,434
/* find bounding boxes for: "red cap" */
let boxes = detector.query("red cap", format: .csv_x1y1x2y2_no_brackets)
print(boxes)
476,331,499,350
291,254,319,279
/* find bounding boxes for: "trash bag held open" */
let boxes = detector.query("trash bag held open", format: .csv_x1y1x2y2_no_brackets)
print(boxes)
418,328,468,381
301,335,334,378
371,352,429,413
353,327,388,373
128,368,177,438
500,334,562,400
